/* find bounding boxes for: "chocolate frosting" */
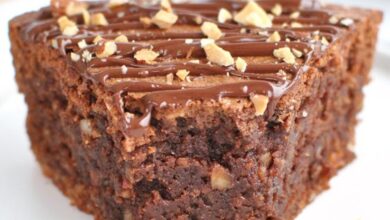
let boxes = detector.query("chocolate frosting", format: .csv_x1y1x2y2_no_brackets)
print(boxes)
21,0,353,137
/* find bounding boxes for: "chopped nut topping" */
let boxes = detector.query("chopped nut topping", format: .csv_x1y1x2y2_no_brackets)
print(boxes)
51,39,59,49
271,4,282,16
291,22,303,28
202,42,234,66
134,48,159,63
82,50,92,62
340,18,354,27
65,2,88,16
292,48,303,58
121,65,128,74
115,35,129,43
290,11,300,19
176,69,190,81
200,38,215,47
166,73,174,85
235,57,247,72
93,35,103,44
185,39,194,44
273,47,296,64
140,17,152,27
78,40,88,49
194,16,203,25
250,94,269,116
201,22,223,40
96,41,117,58
329,16,339,24
82,10,91,25
211,165,233,190
321,37,329,45
151,10,178,29
267,31,281,43
70,52,80,62
91,13,109,26
108,0,128,8
218,8,233,23
160,0,173,12
57,16,79,36
234,1,272,28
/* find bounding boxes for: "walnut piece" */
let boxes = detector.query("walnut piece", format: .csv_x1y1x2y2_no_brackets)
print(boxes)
202,42,234,67
176,69,190,81
273,47,296,64
234,1,272,28
91,13,109,26
218,8,233,23
57,16,79,36
96,41,117,58
201,22,223,40
250,94,269,116
235,57,247,72
134,49,160,63
151,10,178,29
271,4,282,16
211,165,233,190
267,31,281,43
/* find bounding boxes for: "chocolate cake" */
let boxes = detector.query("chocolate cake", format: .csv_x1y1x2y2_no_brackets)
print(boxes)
9,0,382,219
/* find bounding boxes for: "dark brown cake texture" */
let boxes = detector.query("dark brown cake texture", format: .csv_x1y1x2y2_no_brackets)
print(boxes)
9,0,382,219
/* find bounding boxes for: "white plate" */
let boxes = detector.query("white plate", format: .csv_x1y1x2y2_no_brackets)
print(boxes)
0,1,389,220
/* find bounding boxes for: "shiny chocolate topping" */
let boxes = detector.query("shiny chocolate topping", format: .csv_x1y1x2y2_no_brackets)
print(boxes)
22,0,354,137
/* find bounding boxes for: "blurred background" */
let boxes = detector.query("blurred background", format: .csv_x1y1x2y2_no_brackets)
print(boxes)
0,0,388,220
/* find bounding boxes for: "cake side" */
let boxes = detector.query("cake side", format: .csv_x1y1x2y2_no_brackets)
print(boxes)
9,1,382,220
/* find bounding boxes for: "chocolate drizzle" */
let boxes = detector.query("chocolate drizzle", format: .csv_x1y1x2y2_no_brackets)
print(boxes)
21,0,353,137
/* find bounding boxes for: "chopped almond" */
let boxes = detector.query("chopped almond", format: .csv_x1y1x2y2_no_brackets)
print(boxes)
292,48,303,58
140,17,152,27
267,31,281,43
234,1,272,28
321,37,329,45
93,35,103,44
291,22,303,28
160,0,173,12
82,10,91,25
134,49,159,63
329,16,339,24
96,41,117,58
108,0,128,8
194,16,203,25
290,11,300,19
202,42,234,67
218,8,233,23
166,73,174,85
250,94,269,116
273,47,296,64
176,69,190,81
201,22,223,40
57,16,79,36
91,13,109,26
235,57,247,72
70,52,80,62
340,18,354,27
151,10,178,29
78,40,88,49
271,4,282,16
115,35,129,43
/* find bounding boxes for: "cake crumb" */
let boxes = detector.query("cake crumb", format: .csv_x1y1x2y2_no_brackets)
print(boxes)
211,165,233,190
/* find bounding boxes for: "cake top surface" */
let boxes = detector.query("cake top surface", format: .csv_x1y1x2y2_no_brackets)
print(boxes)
21,0,356,137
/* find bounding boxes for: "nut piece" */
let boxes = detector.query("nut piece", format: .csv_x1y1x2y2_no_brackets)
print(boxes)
78,40,88,49
57,16,79,36
201,22,223,40
115,35,129,43
96,41,117,58
134,48,159,63
273,47,296,64
160,0,173,12
291,22,303,28
166,73,174,85
70,52,80,62
235,57,247,72
290,11,300,19
329,16,339,24
140,17,152,27
321,37,329,45
202,42,234,67
250,94,269,116
108,0,128,8
151,10,178,29
211,165,233,190
218,8,233,23
267,31,281,43
271,4,282,16
91,13,109,26
340,18,354,27
234,1,272,28
82,10,91,25
93,35,103,44
176,69,190,81
292,48,303,58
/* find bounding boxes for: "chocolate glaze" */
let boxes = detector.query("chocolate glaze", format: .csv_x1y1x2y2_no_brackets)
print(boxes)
21,0,353,137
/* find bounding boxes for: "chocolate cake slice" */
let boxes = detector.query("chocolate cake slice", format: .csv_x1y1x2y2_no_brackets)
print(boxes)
9,0,382,219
